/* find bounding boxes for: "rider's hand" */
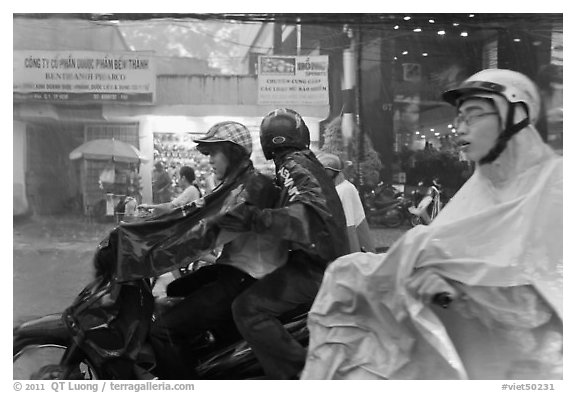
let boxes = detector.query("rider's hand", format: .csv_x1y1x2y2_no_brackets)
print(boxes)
407,270,460,305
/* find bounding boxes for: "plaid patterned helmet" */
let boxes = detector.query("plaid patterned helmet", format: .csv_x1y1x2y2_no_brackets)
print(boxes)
193,121,253,156
260,108,310,160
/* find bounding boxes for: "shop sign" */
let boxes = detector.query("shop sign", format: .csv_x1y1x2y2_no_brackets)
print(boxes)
257,55,329,106
13,50,156,104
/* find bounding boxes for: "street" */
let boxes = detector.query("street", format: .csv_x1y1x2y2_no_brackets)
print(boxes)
13,215,408,325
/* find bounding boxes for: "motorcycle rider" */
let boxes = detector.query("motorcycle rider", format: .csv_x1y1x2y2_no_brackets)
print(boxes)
149,121,289,379
301,69,562,379
213,108,349,379
408,177,443,224
316,151,375,253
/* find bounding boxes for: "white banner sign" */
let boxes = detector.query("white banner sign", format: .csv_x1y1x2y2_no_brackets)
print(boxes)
257,55,329,105
13,50,156,104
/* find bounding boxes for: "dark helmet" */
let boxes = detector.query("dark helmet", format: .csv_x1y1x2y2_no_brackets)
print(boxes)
260,108,310,160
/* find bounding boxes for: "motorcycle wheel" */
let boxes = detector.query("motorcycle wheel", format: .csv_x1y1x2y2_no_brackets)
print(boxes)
383,209,404,228
13,339,99,380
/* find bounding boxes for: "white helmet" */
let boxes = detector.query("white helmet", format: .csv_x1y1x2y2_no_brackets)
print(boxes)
442,69,541,164
442,68,541,124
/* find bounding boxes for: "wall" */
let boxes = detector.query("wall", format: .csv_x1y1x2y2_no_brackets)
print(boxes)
13,121,28,216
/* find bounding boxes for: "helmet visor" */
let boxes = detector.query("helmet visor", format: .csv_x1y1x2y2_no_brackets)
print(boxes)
442,80,506,106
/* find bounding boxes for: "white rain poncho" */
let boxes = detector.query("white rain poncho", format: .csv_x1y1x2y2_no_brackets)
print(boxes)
301,123,562,380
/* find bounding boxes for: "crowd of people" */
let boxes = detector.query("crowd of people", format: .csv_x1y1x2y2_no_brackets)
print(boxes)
120,68,561,380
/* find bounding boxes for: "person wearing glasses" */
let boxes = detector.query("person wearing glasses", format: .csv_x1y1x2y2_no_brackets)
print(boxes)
301,69,562,380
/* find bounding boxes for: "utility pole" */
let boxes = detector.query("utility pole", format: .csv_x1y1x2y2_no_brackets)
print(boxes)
341,25,356,162
355,23,364,189
296,17,302,56
273,20,282,55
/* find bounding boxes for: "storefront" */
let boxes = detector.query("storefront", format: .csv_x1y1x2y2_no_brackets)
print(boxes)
353,14,563,187
14,14,561,216
13,48,156,216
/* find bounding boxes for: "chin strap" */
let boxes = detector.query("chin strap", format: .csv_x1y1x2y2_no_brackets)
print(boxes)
479,102,530,165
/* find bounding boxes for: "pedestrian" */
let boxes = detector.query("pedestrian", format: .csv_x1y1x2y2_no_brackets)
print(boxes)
152,161,172,203
301,69,562,380
214,108,349,379
316,151,375,253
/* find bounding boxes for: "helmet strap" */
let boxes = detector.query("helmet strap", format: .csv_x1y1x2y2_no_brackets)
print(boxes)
479,102,530,165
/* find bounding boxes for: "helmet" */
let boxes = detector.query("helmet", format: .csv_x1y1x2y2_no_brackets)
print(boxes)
193,121,253,156
442,68,541,124
260,108,310,160
316,151,343,172
442,69,541,165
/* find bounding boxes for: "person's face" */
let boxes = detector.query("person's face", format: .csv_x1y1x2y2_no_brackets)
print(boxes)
455,98,501,163
178,175,188,188
207,148,229,181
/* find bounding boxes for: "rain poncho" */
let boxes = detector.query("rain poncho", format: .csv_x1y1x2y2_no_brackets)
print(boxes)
301,124,562,380
111,161,279,282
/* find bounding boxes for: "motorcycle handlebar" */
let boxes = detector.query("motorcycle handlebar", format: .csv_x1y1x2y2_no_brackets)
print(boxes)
431,292,453,309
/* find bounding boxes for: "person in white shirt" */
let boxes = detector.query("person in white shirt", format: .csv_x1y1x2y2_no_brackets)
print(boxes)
139,165,201,215
316,151,375,253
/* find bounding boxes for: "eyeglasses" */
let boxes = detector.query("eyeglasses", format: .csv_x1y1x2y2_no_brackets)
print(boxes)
453,112,499,129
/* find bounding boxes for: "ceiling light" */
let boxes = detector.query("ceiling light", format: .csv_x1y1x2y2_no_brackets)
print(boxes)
435,132,440,136
422,53,428,56
413,28,422,32
393,56,398,60
461,32,469,37
394,25,399,30
429,19,435,23
404,16,411,21
421,135,426,138
415,131,420,135
402,51,408,55
438,30,446,35
430,128,435,132
469,14,475,17
453,23,460,27
514,38,521,42
448,124,453,128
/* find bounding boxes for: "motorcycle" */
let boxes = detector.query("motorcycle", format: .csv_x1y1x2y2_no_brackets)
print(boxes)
13,225,453,380
13,219,309,380
366,195,416,228
363,182,403,210
364,183,414,228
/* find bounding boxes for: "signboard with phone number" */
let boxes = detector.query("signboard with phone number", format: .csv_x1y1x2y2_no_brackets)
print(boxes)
13,50,156,104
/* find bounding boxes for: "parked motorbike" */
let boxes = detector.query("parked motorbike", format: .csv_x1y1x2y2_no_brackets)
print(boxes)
366,195,415,228
363,182,403,210
13,216,309,380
